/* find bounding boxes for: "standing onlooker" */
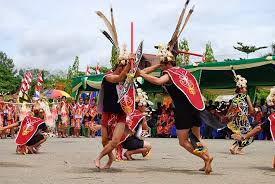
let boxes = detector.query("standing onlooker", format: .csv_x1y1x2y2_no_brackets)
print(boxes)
203,100,215,139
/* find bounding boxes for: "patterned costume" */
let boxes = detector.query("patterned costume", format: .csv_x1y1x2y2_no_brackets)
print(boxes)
75,103,84,129
60,101,69,129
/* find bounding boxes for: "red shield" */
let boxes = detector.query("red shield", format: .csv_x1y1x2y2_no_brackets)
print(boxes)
15,116,45,145
268,113,275,142
120,86,135,115
164,67,205,110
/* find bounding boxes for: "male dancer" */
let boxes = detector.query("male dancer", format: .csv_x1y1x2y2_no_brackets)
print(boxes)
95,60,130,168
137,0,213,174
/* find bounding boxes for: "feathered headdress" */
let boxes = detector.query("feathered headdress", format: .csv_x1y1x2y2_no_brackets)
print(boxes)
135,84,153,107
96,6,129,67
266,86,275,106
155,0,194,63
232,69,247,88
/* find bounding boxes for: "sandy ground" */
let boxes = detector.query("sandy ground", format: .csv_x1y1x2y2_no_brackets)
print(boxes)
0,138,274,184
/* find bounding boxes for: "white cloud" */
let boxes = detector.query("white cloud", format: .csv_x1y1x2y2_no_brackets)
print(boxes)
0,0,274,71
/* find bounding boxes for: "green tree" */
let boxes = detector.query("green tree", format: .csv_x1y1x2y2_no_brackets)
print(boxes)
0,51,21,93
182,39,190,65
0,51,15,71
110,46,119,68
176,39,190,65
233,42,267,59
71,56,80,76
204,42,215,62
90,66,111,74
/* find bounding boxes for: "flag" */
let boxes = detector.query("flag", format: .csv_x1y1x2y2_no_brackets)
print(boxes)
95,64,101,74
19,72,33,98
34,71,43,98
85,65,91,75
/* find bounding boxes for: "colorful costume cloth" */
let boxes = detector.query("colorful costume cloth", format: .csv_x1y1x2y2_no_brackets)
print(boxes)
157,112,172,136
0,102,5,127
69,104,76,127
60,102,69,129
75,103,84,129
227,94,253,148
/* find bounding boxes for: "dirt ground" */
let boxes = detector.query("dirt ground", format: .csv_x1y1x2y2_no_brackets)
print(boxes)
0,138,274,184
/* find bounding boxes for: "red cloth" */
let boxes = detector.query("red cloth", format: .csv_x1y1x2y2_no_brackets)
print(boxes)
268,113,275,141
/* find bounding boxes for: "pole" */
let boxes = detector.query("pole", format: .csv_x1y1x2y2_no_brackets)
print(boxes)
130,22,134,70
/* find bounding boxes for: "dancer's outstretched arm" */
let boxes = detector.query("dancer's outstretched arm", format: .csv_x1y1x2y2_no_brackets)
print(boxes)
141,63,161,74
138,72,170,86
0,122,19,131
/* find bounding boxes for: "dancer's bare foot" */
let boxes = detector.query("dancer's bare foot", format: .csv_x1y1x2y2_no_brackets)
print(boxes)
27,146,37,154
102,155,115,169
94,158,101,169
142,149,151,158
205,156,213,175
236,148,245,155
230,145,237,155
123,152,133,160
231,134,242,141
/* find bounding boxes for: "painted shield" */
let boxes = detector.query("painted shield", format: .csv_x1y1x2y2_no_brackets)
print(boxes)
15,116,44,145
164,67,205,111
268,112,275,141
119,86,135,115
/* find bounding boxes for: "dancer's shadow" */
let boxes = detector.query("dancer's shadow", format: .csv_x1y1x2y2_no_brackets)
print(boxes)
66,166,123,174
136,166,224,176
0,161,32,168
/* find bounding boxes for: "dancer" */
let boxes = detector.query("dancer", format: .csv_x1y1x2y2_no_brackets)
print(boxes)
226,74,254,155
137,0,213,175
232,86,275,168
122,87,153,160
0,108,48,154
75,97,84,137
95,4,146,169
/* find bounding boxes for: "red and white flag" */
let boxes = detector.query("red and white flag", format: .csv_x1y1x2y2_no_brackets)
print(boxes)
34,71,43,97
19,72,33,97
85,65,91,75
95,64,101,74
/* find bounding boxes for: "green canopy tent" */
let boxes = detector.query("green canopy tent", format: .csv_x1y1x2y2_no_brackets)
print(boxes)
72,56,275,102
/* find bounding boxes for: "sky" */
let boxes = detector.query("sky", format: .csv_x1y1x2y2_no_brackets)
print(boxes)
0,0,274,72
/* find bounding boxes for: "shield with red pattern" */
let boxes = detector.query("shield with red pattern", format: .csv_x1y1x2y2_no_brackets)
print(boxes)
119,86,135,115
164,67,205,110
268,113,275,141
15,116,44,145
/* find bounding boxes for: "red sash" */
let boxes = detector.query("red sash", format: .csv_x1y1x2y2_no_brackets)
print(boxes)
15,116,45,145
164,67,205,110
268,113,275,142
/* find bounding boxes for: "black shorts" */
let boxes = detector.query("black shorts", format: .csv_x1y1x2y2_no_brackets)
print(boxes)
174,109,201,130
122,136,144,151
26,133,44,146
